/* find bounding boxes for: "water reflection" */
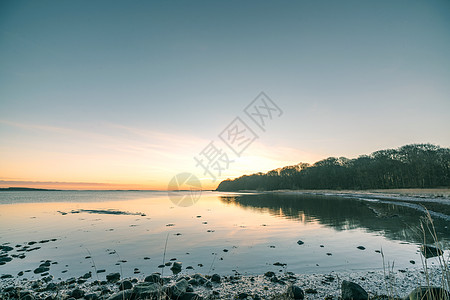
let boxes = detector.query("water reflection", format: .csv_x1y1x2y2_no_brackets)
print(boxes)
220,193,450,246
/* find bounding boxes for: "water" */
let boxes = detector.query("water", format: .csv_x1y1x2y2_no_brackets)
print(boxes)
0,191,449,281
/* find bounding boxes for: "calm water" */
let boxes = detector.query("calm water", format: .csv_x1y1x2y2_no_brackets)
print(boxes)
0,191,449,280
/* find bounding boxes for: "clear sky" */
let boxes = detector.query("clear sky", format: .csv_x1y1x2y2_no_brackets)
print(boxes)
1,1,449,190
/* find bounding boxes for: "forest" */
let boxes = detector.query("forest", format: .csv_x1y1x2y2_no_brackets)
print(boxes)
216,144,450,191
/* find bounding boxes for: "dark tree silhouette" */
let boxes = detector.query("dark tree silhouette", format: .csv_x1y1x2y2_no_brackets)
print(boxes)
216,144,450,191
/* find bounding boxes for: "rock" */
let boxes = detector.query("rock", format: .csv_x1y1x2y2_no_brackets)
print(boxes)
170,279,188,298
119,280,133,291
341,280,368,300
33,266,49,274
84,293,99,300
0,245,14,252
405,286,450,300
70,288,85,299
211,274,221,283
132,282,162,299
66,278,76,284
171,262,182,274
420,245,443,258
297,240,304,245
20,294,35,300
144,273,161,284
45,283,58,290
188,279,199,286
106,272,120,282
357,246,366,250
237,293,250,299
82,271,92,279
97,269,106,273
265,271,275,277
107,290,133,300
0,256,13,263
179,292,202,300
305,288,317,294
1,274,13,279
286,285,304,299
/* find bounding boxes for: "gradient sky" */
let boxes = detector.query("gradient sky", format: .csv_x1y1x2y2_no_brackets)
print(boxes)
1,1,449,190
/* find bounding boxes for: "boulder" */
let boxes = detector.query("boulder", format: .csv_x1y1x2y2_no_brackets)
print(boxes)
106,272,120,282
171,262,182,274
144,273,161,284
119,280,133,291
341,280,368,300
132,282,162,299
70,288,85,299
211,274,221,283
179,292,202,300
286,285,304,300
405,287,450,300
420,245,443,259
107,290,133,300
169,279,188,298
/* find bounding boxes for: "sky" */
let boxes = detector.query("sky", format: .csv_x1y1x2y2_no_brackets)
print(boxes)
1,1,449,190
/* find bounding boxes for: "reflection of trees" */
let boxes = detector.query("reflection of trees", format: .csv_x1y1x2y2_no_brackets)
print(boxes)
219,193,450,246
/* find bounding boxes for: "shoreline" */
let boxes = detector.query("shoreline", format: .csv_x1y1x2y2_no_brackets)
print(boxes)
0,265,447,299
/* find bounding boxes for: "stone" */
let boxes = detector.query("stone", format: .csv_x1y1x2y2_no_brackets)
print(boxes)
170,279,188,298
265,271,275,277
33,267,49,274
211,274,221,283
0,256,12,263
107,290,132,300
341,280,368,300
297,240,304,245
119,280,133,291
106,272,120,282
420,245,443,258
357,246,366,250
132,282,162,299
70,288,85,299
405,286,450,300
171,262,182,274
0,245,14,252
179,292,202,300
45,283,57,290
84,293,99,300
144,273,161,284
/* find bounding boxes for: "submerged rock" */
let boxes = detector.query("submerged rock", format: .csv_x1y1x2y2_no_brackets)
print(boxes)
341,280,368,300
33,267,49,274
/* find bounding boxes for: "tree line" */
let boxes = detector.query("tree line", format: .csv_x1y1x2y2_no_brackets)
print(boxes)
216,144,450,191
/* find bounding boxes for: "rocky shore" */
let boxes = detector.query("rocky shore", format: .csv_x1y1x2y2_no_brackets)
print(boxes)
1,266,448,300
